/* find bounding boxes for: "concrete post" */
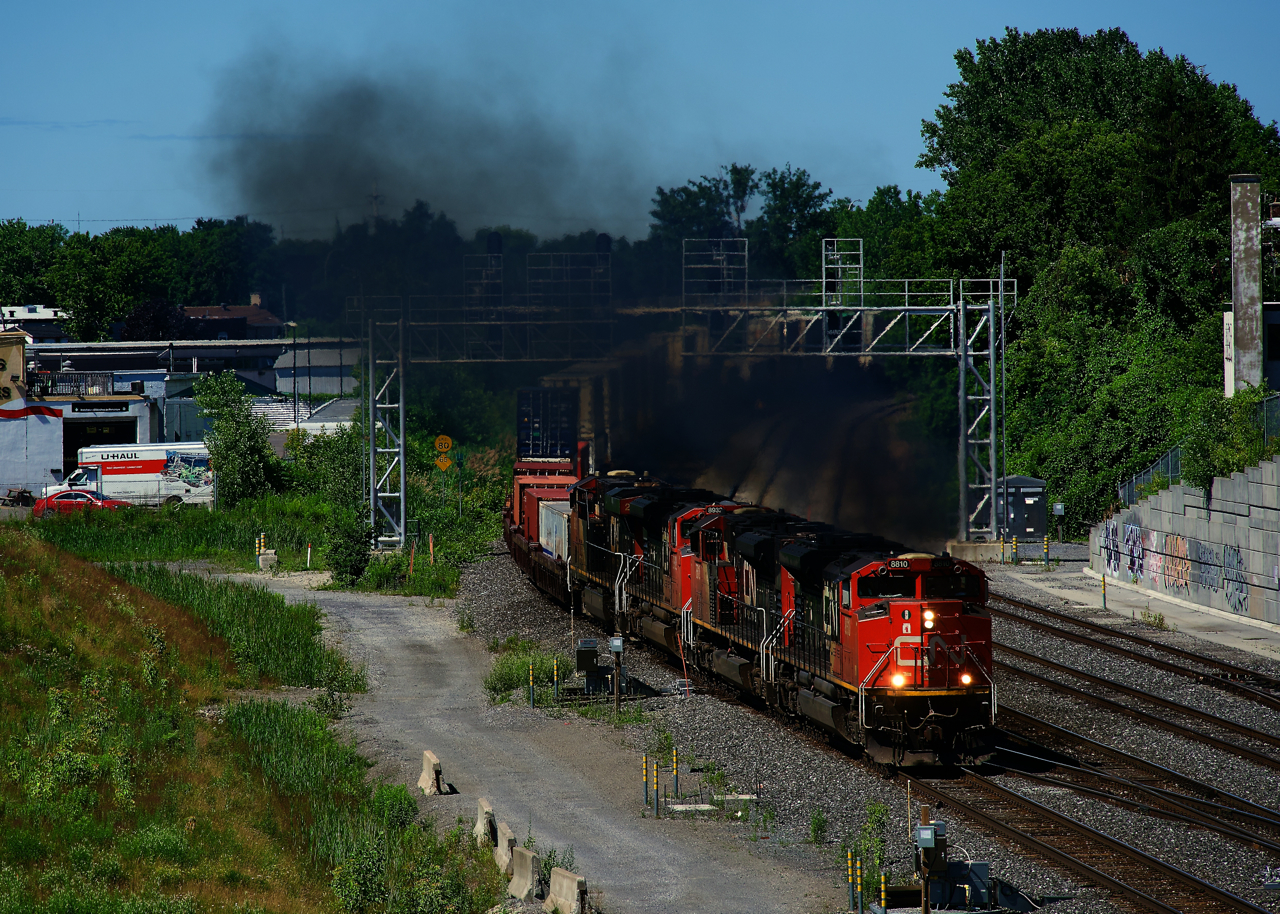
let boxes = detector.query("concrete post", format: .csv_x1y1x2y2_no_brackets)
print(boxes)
417,750,443,796
1231,175,1263,394
508,846,540,902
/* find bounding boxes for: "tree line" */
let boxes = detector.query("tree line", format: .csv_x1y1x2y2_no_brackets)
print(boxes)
3,26,1279,531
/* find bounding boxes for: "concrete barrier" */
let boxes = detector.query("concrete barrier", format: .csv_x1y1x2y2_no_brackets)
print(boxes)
473,797,495,847
508,846,540,902
417,750,443,796
543,867,586,914
945,541,1003,563
257,550,278,571
493,820,517,876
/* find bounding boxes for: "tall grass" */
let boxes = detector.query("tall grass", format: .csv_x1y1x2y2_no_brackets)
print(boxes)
25,494,329,568
107,563,364,691
226,699,503,913
482,638,570,703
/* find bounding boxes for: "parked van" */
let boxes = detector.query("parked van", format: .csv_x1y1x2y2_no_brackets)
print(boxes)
52,442,214,507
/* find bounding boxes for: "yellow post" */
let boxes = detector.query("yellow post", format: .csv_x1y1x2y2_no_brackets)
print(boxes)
1012,535,1018,564
847,849,855,912
643,754,648,804
999,535,1004,564
881,871,886,911
673,746,679,797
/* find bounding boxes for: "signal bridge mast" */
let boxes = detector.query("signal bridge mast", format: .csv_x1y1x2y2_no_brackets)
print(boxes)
679,238,1011,543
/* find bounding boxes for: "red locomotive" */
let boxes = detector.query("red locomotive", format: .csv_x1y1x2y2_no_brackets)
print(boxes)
506,396,996,767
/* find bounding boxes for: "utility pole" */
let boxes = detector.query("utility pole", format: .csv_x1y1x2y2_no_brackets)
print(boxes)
290,322,298,427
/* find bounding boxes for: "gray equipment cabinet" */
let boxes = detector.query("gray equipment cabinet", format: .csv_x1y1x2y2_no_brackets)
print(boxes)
996,476,1048,539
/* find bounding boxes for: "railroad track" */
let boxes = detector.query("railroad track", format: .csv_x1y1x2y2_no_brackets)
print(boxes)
994,651,1280,773
988,593,1280,712
904,770,1272,914
998,707,1280,844
665,637,1280,909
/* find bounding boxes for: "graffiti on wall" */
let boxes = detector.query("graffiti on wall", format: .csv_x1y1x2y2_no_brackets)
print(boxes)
1124,525,1145,579
1224,545,1249,615
1194,541,1220,592
1162,534,1191,594
1145,529,1164,585
1098,517,1253,615
1103,519,1121,575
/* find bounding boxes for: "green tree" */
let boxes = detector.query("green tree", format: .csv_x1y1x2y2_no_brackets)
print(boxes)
180,216,277,309
195,371,277,508
648,163,758,244
746,163,832,278
46,226,181,341
0,219,65,310
286,424,366,510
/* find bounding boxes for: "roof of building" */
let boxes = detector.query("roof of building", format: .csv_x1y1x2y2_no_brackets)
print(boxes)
2,304,62,323
183,303,284,328
272,348,362,370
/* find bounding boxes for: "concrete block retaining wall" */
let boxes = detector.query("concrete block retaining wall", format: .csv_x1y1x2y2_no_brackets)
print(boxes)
1090,458,1280,626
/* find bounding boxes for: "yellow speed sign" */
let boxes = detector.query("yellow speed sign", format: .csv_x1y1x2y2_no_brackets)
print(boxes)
434,435,453,453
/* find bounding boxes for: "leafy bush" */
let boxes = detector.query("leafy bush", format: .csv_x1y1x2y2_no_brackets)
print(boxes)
483,643,570,703
847,801,889,906
195,371,280,508
27,492,330,569
331,839,386,914
371,784,417,831
119,824,194,866
1181,385,1280,493
325,511,372,585
356,551,461,598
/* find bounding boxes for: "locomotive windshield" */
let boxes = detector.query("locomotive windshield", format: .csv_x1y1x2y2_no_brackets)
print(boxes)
923,574,980,598
857,574,916,598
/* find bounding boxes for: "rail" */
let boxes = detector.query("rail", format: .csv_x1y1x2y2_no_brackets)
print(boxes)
999,706,1280,835
989,594,1280,693
905,772,1270,914
995,655,1280,772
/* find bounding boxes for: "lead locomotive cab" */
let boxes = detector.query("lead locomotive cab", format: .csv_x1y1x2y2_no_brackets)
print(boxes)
846,554,995,766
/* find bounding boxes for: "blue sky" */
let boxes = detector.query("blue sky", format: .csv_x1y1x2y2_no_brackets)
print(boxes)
2,1,1277,240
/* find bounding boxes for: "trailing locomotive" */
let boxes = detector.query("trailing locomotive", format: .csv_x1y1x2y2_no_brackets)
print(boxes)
505,417,996,767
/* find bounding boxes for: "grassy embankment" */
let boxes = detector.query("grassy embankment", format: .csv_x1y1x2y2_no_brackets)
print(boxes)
22,443,510,599
0,528,503,913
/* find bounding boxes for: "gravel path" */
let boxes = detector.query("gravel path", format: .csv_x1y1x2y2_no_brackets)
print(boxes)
228,565,848,914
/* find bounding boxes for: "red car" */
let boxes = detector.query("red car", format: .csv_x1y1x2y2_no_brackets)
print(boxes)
32,489,131,519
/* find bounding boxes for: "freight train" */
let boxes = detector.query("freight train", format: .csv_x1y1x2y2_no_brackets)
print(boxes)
504,390,997,766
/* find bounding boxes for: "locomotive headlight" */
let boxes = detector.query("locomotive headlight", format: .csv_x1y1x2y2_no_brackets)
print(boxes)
924,619,935,629
923,610,935,620
961,673,973,685
891,673,905,688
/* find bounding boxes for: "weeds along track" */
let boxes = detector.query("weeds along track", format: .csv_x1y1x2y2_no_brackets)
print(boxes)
904,771,1271,914
988,594,1280,712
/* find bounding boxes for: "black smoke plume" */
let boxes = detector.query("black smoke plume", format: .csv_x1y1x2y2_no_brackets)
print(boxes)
204,51,649,239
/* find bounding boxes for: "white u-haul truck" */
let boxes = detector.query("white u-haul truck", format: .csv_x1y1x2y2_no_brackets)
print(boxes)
53,442,214,507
